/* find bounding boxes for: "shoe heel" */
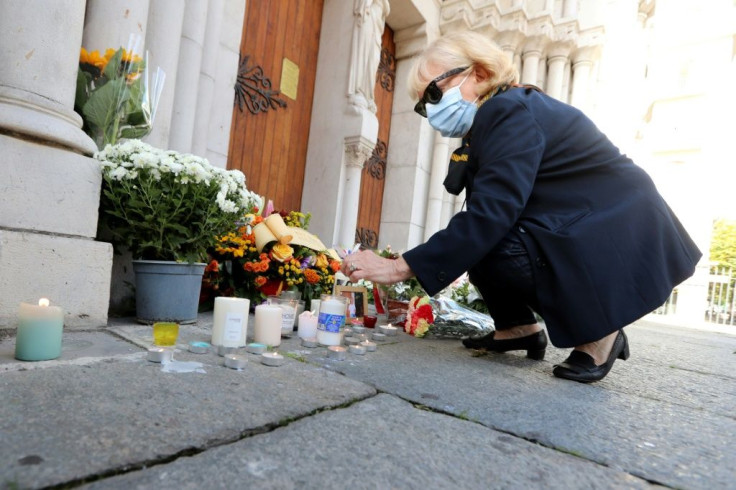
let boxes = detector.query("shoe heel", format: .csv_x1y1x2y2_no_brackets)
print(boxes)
618,334,630,361
527,348,546,361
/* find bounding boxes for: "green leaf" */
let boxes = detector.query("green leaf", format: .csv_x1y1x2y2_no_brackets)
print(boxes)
82,78,129,134
103,49,124,80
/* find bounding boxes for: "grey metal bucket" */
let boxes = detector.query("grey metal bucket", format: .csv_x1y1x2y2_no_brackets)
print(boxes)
132,260,206,324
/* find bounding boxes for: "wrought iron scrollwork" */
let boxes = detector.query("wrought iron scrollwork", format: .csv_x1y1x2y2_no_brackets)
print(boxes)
355,227,379,249
364,140,387,180
378,47,395,92
234,54,287,115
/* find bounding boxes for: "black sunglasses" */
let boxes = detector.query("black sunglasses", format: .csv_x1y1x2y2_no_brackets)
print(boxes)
414,66,470,117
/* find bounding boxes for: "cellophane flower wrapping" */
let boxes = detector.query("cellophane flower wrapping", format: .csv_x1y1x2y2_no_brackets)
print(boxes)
421,296,495,339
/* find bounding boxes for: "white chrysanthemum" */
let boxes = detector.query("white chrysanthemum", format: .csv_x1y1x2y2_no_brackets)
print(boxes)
109,166,128,181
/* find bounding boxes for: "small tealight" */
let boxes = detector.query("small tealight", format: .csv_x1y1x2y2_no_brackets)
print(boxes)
372,332,387,342
360,340,377,352
327,346,347,361
301,337,318,348
349,344,367,355
246,343,267,355
224,354,247,370
344,336,361,346
147,347,173,363
217,345,237,357
188,341,210,354
261,351,285,367
379,324,398,336
352,325,366,335
343,327,353,337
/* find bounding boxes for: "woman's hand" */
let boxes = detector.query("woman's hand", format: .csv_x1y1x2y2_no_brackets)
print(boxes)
340,250,414,285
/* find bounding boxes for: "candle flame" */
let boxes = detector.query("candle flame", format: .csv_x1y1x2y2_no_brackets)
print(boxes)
38,298,50,307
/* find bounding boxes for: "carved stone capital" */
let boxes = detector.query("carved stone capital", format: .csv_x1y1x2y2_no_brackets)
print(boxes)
344,136,375,169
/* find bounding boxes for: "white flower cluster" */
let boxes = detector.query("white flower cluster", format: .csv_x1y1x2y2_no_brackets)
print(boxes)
95,139,262,214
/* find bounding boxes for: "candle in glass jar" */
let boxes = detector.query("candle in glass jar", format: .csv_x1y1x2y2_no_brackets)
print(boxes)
254,304,282,347
15,298,64,361
297,310,318,339
211,297,250,347
317,296,346,346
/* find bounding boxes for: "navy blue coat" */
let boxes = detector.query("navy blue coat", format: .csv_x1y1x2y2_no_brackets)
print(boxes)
403,87,701,347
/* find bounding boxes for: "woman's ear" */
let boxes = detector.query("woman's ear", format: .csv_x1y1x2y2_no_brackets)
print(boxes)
474,65,491,82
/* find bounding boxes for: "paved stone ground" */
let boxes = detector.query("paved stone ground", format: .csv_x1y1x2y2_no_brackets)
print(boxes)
0,314,734,489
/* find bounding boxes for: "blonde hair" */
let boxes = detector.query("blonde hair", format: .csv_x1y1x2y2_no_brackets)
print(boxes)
407,31,519,100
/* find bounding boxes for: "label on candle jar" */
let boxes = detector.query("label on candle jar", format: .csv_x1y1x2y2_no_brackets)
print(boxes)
318,312,345,333
224,313,244,343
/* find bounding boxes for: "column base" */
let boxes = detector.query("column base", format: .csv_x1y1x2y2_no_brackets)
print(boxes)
0,230,112,329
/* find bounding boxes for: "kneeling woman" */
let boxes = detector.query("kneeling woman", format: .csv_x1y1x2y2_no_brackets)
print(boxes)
341,31,701,383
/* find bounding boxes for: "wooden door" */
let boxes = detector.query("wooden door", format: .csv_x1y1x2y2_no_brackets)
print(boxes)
228,0,324,212
355,26,396,248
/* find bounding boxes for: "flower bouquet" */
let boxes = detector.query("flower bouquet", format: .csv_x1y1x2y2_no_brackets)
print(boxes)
201,208,341,308
404,296,435,337
95,139,261,263
76,36,165,149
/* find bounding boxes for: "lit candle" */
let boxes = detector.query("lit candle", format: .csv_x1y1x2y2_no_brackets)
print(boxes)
254,304,282,347
261,351,285,367
352,325,366,335
359,340,377,352
317,296,347,346
344,336,361,346
15,298,64,361
147,347,173,363
297,310,318,339
217,345,237,357
224,354,247,370
379,324,398,336
349,344,367,355
327,345,347,361
211,297,250,347
363,315,377,329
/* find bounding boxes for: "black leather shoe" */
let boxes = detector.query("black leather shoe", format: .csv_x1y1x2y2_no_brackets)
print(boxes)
553,330,630,383
462,330,547,360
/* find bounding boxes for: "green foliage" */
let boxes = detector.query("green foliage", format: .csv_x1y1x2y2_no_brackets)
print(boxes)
450,280,489,314
710,218,736,270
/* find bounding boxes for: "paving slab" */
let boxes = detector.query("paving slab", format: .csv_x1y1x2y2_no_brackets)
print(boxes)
0,341,375,489
305,323,736,489
83,394,651,490
0,330,140,369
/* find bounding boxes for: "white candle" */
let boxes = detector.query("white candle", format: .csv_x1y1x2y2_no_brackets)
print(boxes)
224,354,247,370
254,304,282,347
301,337,318,348
372,332,387,342
211,297,250,347
327,345,347,361
261,351,285,367
349,344,367,355
297,310,318,339
147,347,173,363
15,298,64,361
310,300,321,316
360,340,377,352
379,324,398,336
317,296,346,346
268,296,298,337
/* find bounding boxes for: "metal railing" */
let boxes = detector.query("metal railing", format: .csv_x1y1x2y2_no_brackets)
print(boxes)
653,266,735,326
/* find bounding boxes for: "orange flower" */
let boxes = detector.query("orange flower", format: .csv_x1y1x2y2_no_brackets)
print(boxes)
270,243,294,263
254,276,267,287
304,269,320,284
205,259,219,272
329,260,341,273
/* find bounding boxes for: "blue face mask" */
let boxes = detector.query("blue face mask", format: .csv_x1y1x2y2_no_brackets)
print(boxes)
426,74,478,138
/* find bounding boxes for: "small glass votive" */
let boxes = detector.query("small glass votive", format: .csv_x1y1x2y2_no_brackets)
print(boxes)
152,322,179,346
363,315,377,329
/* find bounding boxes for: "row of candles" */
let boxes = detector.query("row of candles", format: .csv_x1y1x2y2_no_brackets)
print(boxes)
147,293,399,370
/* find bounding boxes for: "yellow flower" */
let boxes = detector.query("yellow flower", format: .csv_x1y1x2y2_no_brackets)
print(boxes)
315,254,328,269
79,48,107,71
270,243,294,263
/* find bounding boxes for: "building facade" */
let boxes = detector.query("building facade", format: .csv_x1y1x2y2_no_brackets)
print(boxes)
2,0,727,328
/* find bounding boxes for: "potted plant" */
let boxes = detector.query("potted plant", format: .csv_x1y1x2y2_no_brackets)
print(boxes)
95,139,261,323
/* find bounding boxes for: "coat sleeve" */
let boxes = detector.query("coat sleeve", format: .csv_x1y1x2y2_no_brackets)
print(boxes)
402,97,546,295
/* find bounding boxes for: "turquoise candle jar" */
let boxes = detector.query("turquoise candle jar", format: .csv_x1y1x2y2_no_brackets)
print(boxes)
15,299,64,361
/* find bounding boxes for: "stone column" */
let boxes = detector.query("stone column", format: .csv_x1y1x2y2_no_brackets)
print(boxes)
169,0,209,154
143,0,186,150
0,0,112,329
546,44,571,100
562,0,578,18
570,59,593,109
338,137,374,247
521,49,542,85
424,135,451,241
191,0,225,157
82,0,150,53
